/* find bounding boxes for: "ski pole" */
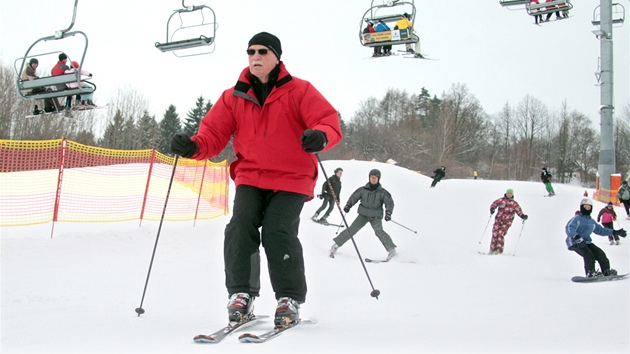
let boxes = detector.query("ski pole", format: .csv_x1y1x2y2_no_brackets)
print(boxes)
512,219,526,257
478,214,492,244
390,219,417,234
315,153,381,299
135,155,179,316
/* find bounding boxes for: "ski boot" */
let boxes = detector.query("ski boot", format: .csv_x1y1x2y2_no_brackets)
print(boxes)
387,248,397,260
586,270,603,278
329,243,339,258
311,213,319,222
274,297,300,328
603,268,618,277
227,292,254,323
318,217,328,225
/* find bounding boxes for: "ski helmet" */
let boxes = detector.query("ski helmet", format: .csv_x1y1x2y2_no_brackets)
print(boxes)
369,169,381,180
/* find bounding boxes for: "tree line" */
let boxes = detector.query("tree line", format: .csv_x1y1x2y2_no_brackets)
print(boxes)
2,63,629,185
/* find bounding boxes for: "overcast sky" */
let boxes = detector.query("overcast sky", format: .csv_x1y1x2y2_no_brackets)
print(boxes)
1,0,628,125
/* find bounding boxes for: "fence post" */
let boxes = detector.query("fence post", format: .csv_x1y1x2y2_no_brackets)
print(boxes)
51,138,67,238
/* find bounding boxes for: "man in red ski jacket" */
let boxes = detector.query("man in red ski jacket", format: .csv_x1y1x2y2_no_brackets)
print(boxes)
51,53,72,109
171,32,342,329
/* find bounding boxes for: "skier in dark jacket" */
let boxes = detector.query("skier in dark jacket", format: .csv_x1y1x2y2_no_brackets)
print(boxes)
618,180,630,219
540,167,555,196
329,169,396,260
565,198,626,277
430,166,446,187
311,167,343,224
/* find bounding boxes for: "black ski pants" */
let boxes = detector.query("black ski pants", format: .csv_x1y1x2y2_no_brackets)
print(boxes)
569,243,610,275
621,199,630,217
315,194,335,219
224,185,308,303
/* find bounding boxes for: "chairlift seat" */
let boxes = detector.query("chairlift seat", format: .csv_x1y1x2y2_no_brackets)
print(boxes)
20,74,82,90
527,1,573,16
155,35,214,52
362,30,418,47
20,74,95,100
499,0,529,7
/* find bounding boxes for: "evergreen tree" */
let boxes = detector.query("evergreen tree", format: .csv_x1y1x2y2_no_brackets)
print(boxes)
158,105,182,154
183,96,210,136
100,109,126,149
137,111,161,150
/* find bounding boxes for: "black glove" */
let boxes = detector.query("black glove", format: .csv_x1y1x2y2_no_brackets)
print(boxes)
384,212,391,222
490,209,495,215
522,215,528,220
317,194,323,200
574,236,587,249
301,129,327,153
614,229,627,238
170,133,198,158
343,206,350,213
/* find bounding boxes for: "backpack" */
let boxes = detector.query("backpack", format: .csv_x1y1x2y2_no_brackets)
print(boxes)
620,187,630,200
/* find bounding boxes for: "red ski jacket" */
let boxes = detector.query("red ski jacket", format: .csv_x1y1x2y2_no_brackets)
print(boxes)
191,62,342,198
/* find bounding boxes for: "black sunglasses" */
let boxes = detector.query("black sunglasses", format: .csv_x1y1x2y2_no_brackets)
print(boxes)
246,48,269,56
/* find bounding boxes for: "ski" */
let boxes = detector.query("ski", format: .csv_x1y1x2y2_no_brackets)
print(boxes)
24,111,67,119
238,319,316,343
313,219,344,228
365,258,390,263
477,251,510,256
193,315,269,344
571,273,628,283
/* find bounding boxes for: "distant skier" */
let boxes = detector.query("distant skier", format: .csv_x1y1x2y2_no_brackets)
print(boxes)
488,188,528,254
540,167,555,196
311,167,343,225
597,202,619,245
329,169,396,260
430,166,446,188
618,180,630,219
565,198,626,277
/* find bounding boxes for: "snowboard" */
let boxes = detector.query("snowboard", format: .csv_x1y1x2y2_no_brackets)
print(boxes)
571,273,628,283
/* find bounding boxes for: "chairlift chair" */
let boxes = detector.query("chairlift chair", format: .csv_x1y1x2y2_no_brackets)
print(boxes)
359,0,419,49
15,0,95,102
592,3,626,26
155,1,217,57
526,0,573,17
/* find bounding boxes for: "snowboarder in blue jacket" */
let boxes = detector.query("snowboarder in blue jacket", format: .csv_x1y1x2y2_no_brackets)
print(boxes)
565,198,626,277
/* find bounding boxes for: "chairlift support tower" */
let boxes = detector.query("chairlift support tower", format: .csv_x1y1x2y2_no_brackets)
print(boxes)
593,0,625,190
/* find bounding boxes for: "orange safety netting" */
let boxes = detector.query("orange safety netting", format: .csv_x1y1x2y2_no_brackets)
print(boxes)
0,139,229,227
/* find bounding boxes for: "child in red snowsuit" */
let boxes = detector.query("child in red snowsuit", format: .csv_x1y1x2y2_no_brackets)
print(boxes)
489,188,528,254
597,202,619,245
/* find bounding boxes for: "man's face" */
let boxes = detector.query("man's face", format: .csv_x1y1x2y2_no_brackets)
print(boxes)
583,204,592,211
248,45,279,83
369,175,379,184
336,170,343,178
